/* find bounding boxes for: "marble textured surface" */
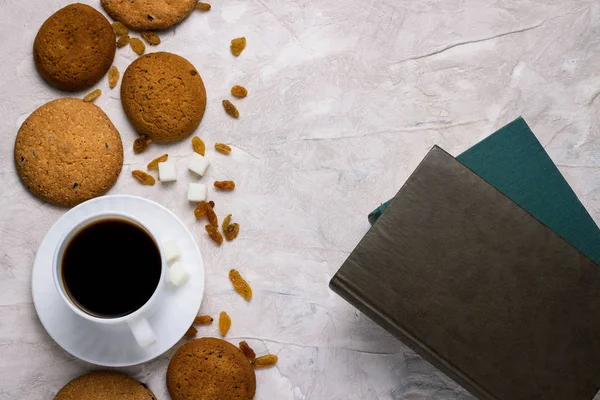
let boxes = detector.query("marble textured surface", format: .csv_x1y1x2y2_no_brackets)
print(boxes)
1,0,600,399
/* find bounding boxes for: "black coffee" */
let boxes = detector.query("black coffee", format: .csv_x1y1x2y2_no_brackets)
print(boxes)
61,219,162,318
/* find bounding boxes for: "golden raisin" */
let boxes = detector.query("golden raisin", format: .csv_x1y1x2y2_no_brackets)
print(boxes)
147,154,168,169
112,21,129,36
214,143,232,154
231,85,248,98
130,37,146,55
225,224,239,241
184,326,198,338
214,180,235,190
192,136,205,156
239,341,256,361
196,2,211,11
83,89,101,102
229,269,252,301
206,203,218,227
117,35,130,48
194,315,213,325
253,354,278,368
132,170,155,185
141,31,161,45
230,37,246,56
108,66,120,89
205,225,223,245
133,135,152,153
219,311,231,336
223,214,240,241
223,214,232,230
222,100,239,118
194,201,208,218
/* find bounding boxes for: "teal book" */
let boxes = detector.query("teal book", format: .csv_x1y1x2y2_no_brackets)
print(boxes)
368,117,600,265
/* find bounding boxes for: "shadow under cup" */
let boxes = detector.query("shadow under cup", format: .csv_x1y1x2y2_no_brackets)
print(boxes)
55,214,163,320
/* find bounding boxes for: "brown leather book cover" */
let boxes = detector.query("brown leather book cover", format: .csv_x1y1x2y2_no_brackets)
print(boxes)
330,146,600,400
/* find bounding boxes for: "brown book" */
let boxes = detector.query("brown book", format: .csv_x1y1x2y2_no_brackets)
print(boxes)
330,146,600,400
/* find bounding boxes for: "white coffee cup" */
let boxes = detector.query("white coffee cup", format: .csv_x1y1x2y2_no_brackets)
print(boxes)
52,211,166,348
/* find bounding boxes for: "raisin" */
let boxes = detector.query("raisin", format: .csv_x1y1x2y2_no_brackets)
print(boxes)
205,225,223,245
214,143,232,154
214,180,235,190
108,66,120,89
209,201,215,208
231,85,248,98
184,326,198,338
225,224,239,241
194,201,209,218
239,341,256,361
222,100,239,118
194,315,213,325
219,311,231,336
142,31,161,45
206,204,218,227
222,214,240,241
229,269,252,301
112,21,129,36
192,136,205,156
147,154,168,169
117,35,130,48
230,37,246,56
130,37,146,55
253,354,278,368
197,2,211,11
83,89,101,102
223,214,231,230
133,135,152,153
132,170,155,185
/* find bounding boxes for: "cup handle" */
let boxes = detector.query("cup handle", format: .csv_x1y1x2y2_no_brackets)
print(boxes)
128,318,157,348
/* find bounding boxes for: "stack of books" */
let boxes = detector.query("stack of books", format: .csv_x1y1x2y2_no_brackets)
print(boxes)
330,118,600,400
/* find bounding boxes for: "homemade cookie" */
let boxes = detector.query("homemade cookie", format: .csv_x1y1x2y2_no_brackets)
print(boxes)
34,3,116,91
54,371,156,400
101,0,198,30
121,52,206,142
167,338,256,400
14,98,123,207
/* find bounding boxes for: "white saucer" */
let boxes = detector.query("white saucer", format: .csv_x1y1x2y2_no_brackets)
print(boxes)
32,195,204,367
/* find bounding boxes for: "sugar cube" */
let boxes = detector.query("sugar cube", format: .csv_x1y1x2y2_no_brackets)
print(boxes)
188,153,210,176
187,183,207,202
163,240,180,263
158,161,177,182
167,262,189,286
